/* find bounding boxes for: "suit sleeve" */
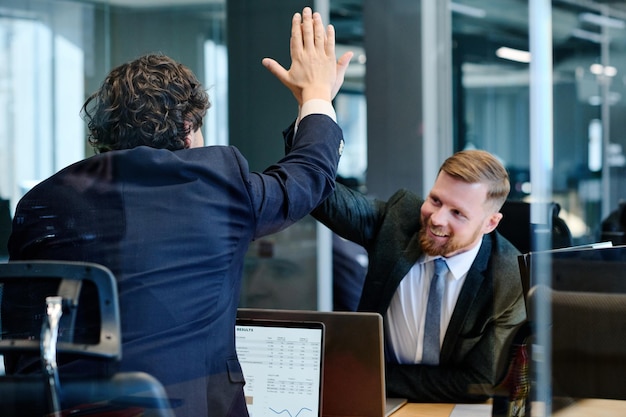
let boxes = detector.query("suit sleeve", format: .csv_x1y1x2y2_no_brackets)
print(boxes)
282,120,384,248
310,182,383,249
249,114,344,238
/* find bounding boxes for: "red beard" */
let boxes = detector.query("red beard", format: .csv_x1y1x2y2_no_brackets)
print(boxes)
418,221,482,257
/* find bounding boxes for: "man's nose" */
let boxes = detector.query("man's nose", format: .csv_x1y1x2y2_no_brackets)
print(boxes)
429,207,446,225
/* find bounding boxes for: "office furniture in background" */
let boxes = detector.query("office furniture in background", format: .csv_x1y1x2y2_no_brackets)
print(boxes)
497,201,573,254
0,261,175,416
528,286,626,401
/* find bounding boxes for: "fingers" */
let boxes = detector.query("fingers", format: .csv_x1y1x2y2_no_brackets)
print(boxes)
264,6,342,105
324,23,335,58
312,11,326,52
290,11,303,60
300,8,328,53
301,7,315,51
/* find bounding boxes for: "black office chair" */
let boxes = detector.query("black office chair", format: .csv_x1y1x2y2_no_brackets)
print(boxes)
498,201,573,254
0,260,176,416
527,285,626,401
600,201,626,245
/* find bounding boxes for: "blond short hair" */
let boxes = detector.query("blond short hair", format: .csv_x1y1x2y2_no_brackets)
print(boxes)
439,149,510,211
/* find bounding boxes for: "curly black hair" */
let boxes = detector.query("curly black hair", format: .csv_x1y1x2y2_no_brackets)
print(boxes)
81,53,210,153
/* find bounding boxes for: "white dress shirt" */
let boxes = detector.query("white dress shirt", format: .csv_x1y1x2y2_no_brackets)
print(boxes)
294,99,337,134
385,240,482,364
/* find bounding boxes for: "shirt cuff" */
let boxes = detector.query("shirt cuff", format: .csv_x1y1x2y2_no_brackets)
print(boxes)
295,99,337,134
301,99,337,122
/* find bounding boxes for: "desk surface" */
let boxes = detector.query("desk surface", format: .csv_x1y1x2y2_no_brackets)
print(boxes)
538,399,626,417
392,399,626,417
391,403,455,417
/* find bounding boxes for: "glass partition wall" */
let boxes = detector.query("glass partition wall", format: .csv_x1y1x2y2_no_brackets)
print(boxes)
453,0,626,414
2,0,626,410
453,0,626,245
0,0,227,216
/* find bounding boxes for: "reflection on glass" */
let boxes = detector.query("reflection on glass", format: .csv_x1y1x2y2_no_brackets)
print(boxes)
240,216,318,310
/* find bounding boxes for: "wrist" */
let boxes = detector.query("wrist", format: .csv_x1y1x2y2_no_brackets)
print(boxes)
301,86,332,103
301,99,337,122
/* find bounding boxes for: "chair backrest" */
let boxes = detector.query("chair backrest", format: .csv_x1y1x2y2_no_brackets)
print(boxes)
0,260,121,360
498,201,573,253
600,201,626,245
0,260,176,417
527,286,626,401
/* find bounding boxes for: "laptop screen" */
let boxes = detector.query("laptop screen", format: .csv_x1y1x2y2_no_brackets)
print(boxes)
237,309,396,417
235,318,325,417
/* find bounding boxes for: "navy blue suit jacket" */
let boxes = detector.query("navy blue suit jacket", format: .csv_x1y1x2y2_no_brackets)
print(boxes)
8,114,343,417
312,184,526,403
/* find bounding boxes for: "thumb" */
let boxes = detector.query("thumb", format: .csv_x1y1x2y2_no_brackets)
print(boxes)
331,51,354,100
337,51,353,77
262,57,290,85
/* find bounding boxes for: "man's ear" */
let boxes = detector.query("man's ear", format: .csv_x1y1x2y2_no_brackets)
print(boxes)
483,212,503,234
183,120,193,148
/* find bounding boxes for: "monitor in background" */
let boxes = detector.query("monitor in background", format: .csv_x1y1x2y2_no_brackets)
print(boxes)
518,244,626,301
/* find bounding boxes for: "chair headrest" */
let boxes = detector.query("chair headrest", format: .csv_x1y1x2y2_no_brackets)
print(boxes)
0,261,121,360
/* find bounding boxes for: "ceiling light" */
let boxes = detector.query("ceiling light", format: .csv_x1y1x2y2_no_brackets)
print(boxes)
588,95,602,106
579,12,625,29
571,28,603,43
604,66,618,77
590,63,604,75
449,2,486,19
590,63,618,77
495,47,531,63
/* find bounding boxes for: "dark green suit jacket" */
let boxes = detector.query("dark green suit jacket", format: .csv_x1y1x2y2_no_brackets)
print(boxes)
312,184,526,403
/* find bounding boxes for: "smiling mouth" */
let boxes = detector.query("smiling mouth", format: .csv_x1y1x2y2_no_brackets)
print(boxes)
430,227,448,238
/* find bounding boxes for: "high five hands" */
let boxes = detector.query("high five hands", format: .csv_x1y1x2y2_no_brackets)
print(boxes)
262,7,354,105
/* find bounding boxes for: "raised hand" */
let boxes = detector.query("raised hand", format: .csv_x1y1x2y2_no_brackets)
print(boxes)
262,7,353,106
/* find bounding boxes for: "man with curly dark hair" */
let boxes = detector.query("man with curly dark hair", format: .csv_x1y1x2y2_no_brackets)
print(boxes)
81,53,210,152
7,7,352,417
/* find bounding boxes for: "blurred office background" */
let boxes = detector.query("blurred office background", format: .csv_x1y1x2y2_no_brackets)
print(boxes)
0,0,626,286
0,0,626,408
0,0,626,237
0,0,626,296
2,0,626,302
3,1,626,409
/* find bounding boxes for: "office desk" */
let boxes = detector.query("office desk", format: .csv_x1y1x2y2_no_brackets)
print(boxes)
392,399,626,417
540,399,626,417
391,403,456,417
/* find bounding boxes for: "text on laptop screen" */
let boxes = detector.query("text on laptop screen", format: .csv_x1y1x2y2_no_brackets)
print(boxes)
235,320,324,417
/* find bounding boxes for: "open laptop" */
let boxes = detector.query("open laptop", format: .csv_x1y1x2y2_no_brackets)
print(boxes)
237,309,407,417
235,317,325,417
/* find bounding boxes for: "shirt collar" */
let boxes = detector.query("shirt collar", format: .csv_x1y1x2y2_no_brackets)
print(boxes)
422,238,482,281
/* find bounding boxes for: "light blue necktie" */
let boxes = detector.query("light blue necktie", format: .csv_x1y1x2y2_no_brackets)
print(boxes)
422,258,448,365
